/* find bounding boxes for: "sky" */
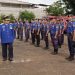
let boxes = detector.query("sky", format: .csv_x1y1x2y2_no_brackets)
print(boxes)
18,0,58,5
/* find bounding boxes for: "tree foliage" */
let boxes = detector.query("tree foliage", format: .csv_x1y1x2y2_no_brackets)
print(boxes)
63,0,75,15
46,1,64,16
9,14,15,22
0,14,6,23
19,10,35,22
0,14,15,23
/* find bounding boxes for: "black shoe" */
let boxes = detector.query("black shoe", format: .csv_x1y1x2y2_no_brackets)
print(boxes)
8,58,13,61
32,42,35,45
41,38,43,40
16,37,19,39
20,39,23,41
35,44,40,47
51,52,58,55
25,40,28,42
59,45,61,48
37,45,40,47
3,58,7,61
66,56,74,61
65,56,71,60
44,47,49,50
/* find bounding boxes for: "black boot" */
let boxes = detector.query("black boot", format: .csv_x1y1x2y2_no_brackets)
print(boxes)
25,39,28,42
36,45,40,47
17,36,19,39
8,58,13,61
44,47,49,50
3,58,7,61
52,49,58,55
66,56,74,61
59,45,61,48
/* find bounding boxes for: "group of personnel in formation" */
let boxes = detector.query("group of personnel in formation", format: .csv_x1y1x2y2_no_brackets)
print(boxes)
0,16,75,62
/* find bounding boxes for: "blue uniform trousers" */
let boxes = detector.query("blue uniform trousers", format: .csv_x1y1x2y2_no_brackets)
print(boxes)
19,27,23,40
17,27,20,39
40,30,44,40
25,29,30,41
50,34,58,52
35,31,40,46
31,30,36,44
68,33,73,56
61,34,64,45
58,35,62,47
44,32,49,48
72,41,75,57
2,43,13,59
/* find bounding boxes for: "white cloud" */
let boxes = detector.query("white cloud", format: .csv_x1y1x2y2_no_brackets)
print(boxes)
18,0,58,5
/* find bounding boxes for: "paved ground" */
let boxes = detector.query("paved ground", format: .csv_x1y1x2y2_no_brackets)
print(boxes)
0,36,75,75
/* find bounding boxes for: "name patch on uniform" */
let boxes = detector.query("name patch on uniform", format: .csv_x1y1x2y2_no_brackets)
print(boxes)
73,24,75,27
2,26,5,31
10,25,13,29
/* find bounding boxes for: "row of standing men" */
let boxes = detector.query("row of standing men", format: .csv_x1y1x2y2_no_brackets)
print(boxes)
15,18,75,61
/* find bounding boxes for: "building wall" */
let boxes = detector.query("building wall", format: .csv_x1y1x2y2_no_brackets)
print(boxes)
0,3,47,18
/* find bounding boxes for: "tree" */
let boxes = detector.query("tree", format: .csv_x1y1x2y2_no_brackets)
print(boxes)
19,10,35,22
0,16,2,23
9,14,15,22
62,0,75,15
46,0,64,16
0,14,6,23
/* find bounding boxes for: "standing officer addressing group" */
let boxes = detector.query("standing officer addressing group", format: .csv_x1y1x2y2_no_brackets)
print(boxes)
0,16,16,61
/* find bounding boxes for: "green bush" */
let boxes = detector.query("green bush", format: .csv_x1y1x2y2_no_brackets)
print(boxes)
0,14,15,23
46,0,64,16
19,10,35,22
9,14,15,23
0,16,2,23
0,15,5,23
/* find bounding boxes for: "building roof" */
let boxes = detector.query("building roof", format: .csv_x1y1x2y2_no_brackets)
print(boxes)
0,0,32,5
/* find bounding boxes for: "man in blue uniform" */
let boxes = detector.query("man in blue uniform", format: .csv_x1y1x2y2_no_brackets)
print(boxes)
19,19,23,41
12,20,18,39
16,20,20,39
43,20,49,49
57,19,63,48
66,18,74,61
71,18,75,61
40,20,44,40
24,20,30,42
60,19,64,45
35,19,41,47
49,19,59,54
0,16,16,61
30,19,36,44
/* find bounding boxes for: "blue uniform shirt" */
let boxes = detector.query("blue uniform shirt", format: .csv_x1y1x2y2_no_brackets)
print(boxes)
36,22,41,31
24,22,30,30
61,22,64,30
67,21,73,34
72,21,75,31
49,23,59,34
58,23,63,30
12,22,17,38
19,22,23,28
58,23,63,34
31,22,36,31
43,24,49,33
40,24,44,31
0,23,15,43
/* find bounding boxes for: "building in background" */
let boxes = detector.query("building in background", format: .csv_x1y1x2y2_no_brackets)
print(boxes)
0,0,48,18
